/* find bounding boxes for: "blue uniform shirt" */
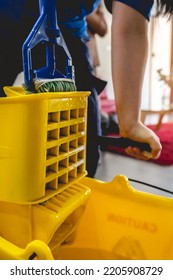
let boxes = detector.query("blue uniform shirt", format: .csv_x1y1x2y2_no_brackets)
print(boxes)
0,1,24,18
57,0,101,39
0,0,154,39
58,0,154,40
104,0,154,20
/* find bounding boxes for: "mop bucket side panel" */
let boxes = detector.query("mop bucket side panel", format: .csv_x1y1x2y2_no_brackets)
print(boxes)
0,97,47,203
60,175,173,260
0,202,32,248
32,182,91,254
0,181,91,259
0,86,89,204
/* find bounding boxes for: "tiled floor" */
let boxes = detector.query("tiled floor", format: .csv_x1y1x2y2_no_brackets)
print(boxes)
95,150,173,198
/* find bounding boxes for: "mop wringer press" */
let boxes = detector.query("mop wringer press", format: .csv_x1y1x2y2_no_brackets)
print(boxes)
22,0,76,93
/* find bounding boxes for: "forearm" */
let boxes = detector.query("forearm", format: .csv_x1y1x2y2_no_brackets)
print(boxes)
87,4,107,37
111,2,148,136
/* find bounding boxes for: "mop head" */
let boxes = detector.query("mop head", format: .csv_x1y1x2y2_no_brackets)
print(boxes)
33,78,77,93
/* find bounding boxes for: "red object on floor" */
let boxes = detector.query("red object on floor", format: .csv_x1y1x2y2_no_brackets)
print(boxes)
104,123,173,165
100,99,115,115
99,89,116,115
99,89,173,165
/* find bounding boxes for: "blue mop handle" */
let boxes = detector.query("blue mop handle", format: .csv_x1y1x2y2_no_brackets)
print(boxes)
39,0,57,27
22,0,74,92
39,0,58,76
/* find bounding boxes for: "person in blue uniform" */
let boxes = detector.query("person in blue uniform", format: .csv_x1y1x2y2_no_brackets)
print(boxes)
0,1,172,177
57,1,107,177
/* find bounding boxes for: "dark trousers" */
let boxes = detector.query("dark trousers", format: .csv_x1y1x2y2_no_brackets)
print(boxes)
60,28,107,177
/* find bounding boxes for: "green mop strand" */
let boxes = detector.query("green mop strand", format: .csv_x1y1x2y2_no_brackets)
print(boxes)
34,78,77,93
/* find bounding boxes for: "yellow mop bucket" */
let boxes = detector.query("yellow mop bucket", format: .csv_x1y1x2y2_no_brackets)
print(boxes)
0,86,89,204
0,86,91,260
1,87,173,261
59,175,173,260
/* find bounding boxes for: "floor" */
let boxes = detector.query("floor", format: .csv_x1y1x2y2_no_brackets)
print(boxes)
95,150,173,198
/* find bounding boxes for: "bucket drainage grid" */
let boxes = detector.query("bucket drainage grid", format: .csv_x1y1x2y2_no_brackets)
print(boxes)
45,108,87,192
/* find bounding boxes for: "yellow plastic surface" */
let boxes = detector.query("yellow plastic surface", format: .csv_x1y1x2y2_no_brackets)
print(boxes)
0,237,54,260
0,86,90,204
1,86,173,260
0,182,91,259
59,175,173,260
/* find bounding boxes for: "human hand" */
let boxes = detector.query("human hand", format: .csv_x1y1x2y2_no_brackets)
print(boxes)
119,121,162,160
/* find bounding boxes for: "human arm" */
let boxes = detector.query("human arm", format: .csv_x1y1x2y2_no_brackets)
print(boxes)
87,3,107,37
111,1,162,160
